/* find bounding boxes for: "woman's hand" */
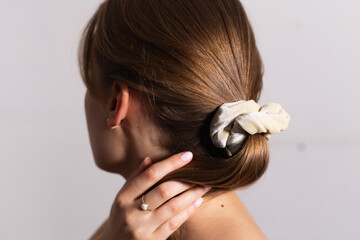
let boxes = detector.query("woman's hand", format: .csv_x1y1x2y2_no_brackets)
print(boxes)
96,151,210,240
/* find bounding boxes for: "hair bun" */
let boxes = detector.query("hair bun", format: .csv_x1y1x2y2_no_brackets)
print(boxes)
209,100,291,156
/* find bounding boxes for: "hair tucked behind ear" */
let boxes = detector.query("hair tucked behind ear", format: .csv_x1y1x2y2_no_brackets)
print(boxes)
79,0,268,239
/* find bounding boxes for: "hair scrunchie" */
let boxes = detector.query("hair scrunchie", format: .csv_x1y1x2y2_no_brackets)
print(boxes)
209,99,291,157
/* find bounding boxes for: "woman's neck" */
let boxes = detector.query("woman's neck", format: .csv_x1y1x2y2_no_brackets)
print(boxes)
180,190,268,240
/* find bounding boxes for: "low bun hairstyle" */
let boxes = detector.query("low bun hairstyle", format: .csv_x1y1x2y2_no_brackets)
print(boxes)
79,0,267,238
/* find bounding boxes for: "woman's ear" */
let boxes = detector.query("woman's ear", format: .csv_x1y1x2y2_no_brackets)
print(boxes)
107,82,129,129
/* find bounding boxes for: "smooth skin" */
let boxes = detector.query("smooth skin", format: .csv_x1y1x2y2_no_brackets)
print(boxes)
84,57,267,239
97,153,210,239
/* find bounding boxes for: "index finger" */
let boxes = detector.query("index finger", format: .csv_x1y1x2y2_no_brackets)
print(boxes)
126,157,153,182
121,151,193,201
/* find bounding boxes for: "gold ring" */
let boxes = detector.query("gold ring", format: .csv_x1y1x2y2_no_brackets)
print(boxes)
140,195,152,211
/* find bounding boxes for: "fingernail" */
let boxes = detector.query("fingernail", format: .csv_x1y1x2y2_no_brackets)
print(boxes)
193,198,203,208
180,151,193,162
139,157,149,168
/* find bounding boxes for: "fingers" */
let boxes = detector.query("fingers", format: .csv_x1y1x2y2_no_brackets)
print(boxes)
122,151,194,201
152,186,210,239
151,185,210,231
154,203,200,239
126,157,153,182
138,157,153,173
142,181,195,211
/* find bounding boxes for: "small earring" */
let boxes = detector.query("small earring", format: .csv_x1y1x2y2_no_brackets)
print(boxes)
106,118,117,129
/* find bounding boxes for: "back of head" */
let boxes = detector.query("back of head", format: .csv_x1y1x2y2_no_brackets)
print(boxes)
80,0,268,200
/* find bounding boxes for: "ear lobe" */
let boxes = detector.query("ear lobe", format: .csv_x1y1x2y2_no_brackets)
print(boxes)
107,82,129,128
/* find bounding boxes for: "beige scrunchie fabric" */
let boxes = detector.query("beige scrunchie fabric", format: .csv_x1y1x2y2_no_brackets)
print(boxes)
209,99,291,157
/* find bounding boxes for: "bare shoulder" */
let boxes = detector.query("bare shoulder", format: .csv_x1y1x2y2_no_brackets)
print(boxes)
208,211,268,240
183,191,268,240
219,224,268,240
191,215,268,240
89,218,108,240
222,195,268,240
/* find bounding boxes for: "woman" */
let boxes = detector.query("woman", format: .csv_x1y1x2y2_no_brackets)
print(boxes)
79,0,291,239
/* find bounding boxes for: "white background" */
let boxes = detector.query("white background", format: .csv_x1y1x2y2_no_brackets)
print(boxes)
0,0,359,239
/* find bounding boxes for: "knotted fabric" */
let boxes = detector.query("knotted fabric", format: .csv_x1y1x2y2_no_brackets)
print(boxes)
209,100,291,157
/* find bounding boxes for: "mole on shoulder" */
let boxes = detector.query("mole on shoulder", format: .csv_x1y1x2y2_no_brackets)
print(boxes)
221,204,224,208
